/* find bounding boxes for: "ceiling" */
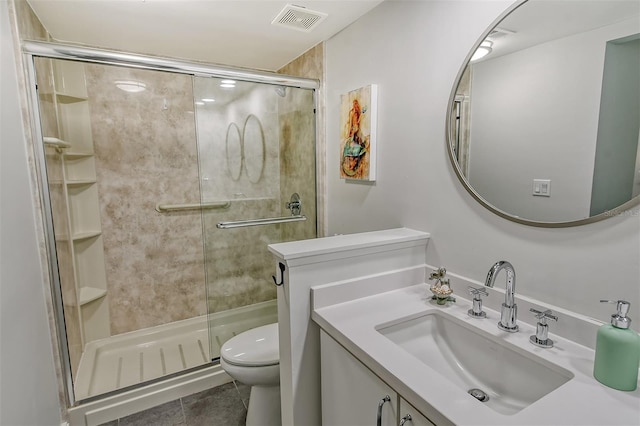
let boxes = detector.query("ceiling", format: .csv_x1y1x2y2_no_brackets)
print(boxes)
480,0,640,61
26,0,384,71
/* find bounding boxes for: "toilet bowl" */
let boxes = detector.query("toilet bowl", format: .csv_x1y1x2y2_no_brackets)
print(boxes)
220,323,280,426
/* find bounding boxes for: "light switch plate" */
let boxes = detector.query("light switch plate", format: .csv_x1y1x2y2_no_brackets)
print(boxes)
533,179,551,197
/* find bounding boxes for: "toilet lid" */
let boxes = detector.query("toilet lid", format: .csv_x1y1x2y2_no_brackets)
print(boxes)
220,323,279,367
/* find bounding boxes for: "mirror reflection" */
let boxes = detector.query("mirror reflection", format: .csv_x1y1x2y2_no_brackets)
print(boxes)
449,0,640,225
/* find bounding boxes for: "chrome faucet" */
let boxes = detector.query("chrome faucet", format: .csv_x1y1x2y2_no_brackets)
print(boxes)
485,261,518,332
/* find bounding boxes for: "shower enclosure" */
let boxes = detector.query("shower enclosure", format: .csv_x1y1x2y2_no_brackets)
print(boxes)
24,42,317,410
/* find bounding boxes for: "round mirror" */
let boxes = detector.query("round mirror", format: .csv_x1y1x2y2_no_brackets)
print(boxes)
447,0,640,227
243,114,265,183
225,122,242,181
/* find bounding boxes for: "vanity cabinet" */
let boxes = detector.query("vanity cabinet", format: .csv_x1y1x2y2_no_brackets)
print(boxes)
320,330,397,425
399,399,435,426
320,330,435,426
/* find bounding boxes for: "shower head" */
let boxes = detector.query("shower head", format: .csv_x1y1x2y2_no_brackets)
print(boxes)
275,86,287,97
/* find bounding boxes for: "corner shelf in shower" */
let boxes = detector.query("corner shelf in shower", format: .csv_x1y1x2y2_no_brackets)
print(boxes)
38,92,88,104
56,93,88,104
73,231,102,242
38,85,87,101
78,287,108,306
65,152,94,160
55,231,102,243
66,179,97,187
43,58,112,348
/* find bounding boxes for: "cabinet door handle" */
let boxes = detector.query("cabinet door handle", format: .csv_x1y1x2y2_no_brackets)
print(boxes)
399,414,412,426
377,395,392,426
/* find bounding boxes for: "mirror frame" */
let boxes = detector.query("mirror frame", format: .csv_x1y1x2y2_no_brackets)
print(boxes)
446,0,640,228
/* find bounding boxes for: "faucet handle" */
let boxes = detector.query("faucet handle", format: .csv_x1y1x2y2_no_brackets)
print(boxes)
530,308,558,324
468,286,489,298
529,308,558,348
467,286,488,318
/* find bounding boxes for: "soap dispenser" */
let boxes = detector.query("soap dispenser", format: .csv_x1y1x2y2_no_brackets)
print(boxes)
593,300,640,391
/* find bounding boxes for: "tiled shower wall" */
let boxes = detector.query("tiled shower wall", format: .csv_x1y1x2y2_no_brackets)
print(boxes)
276,80,318,245
85,65,207,335
279,43,326,237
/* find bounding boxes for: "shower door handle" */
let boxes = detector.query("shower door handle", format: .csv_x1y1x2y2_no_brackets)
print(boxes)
217,193,306,229
216,215,306,229
272,262,285,286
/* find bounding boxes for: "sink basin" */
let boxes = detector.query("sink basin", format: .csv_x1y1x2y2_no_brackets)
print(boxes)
376,311,574,415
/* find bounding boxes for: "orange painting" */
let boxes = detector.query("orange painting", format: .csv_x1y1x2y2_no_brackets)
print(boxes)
339,84,377,181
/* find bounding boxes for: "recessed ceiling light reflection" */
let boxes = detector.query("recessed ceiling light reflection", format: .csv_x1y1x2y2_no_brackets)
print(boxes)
220,79,236,89
471,40,493,62
201,98,216,102
195,101,205,106
115,80,146,93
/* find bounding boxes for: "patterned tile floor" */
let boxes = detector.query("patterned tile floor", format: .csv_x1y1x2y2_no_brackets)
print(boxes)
99,381,250,426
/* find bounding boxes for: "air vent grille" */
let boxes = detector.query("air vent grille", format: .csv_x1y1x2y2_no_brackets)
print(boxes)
272,4,327,32
488,27,516,40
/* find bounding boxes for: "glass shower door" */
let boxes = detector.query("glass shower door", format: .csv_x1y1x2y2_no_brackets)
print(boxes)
192,77,317,360
33,57,214,401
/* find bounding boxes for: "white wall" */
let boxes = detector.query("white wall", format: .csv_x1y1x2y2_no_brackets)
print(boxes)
325,0,640,323
0,1,62,424
469,17,640,222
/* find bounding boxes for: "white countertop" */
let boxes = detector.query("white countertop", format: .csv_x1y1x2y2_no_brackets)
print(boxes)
312,284,640,426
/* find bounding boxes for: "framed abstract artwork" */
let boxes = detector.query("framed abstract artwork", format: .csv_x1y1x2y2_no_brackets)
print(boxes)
339,84,377,181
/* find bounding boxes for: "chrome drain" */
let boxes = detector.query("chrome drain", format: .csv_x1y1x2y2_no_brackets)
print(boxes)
468,388,490,402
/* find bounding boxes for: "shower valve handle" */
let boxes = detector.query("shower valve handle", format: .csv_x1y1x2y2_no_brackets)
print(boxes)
286,193,302,216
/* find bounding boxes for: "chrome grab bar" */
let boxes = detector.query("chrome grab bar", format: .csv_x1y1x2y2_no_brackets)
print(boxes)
217,193,305,229
155,201,231,213
216,215,306,229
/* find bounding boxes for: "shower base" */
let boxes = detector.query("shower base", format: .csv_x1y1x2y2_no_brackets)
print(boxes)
73,300,277,403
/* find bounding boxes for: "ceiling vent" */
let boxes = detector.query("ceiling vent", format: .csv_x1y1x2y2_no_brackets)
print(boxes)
272,4,328,33
488,27,516,40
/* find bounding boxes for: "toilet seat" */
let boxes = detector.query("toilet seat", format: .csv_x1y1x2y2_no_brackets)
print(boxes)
220,323,279,367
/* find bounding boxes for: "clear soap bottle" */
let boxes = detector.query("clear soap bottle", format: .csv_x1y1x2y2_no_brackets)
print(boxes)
593,300,640,391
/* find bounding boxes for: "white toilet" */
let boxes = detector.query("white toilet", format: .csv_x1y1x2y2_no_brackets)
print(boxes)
220,323,281,426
